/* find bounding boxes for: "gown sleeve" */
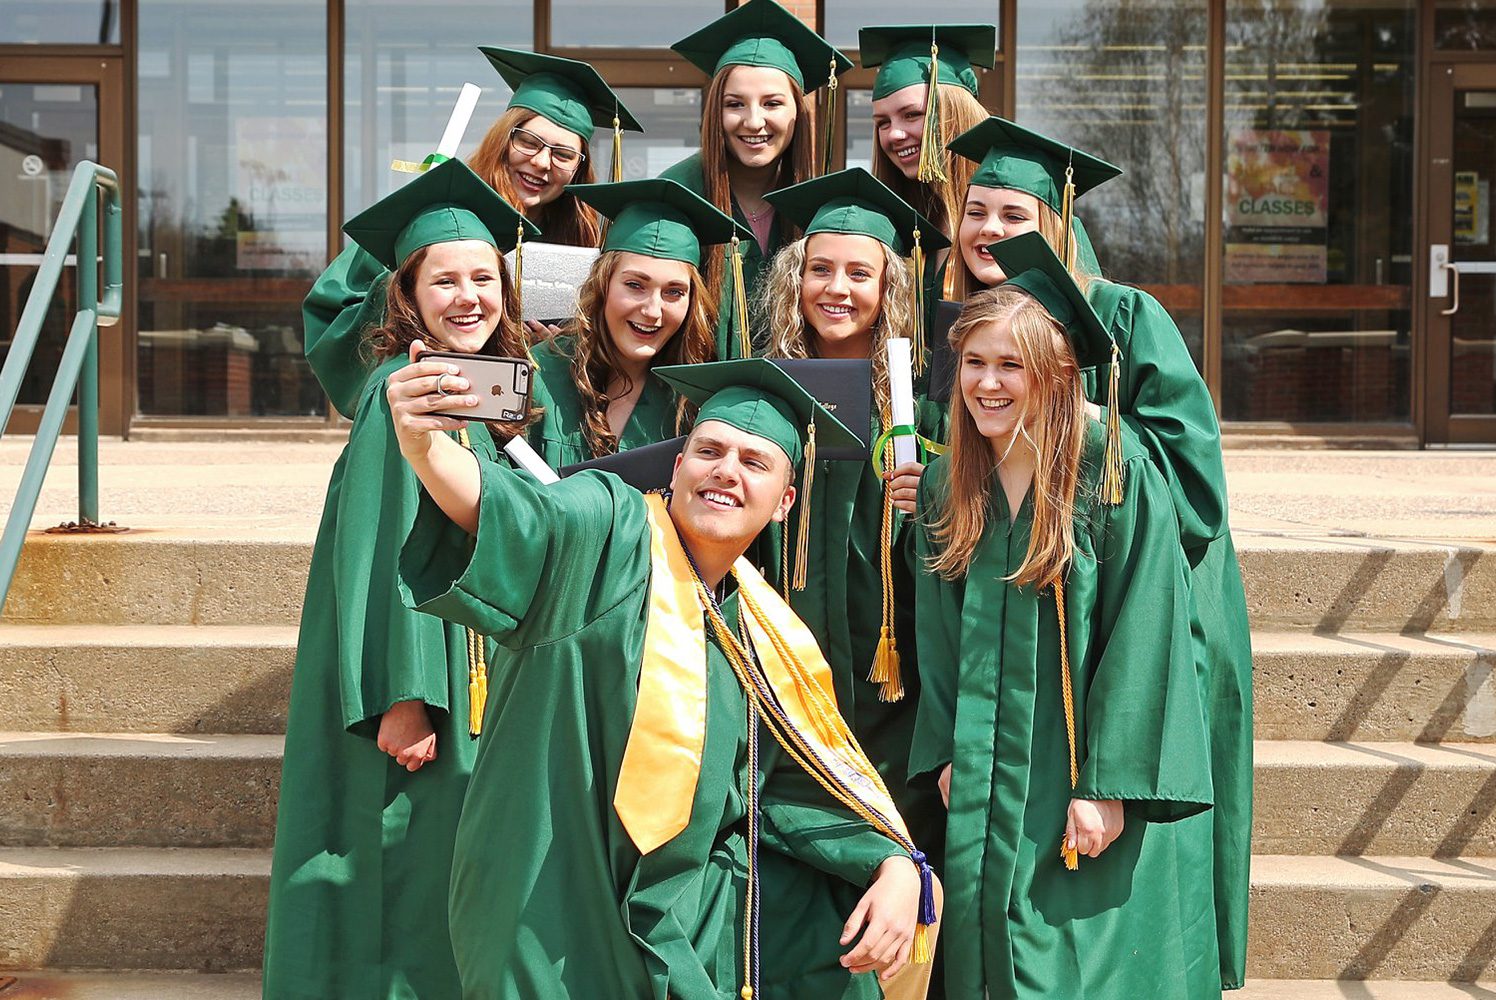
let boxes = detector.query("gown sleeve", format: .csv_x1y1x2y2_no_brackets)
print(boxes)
1071,448,1214,822
1105,285,1229,558
331,375,457,735
906,463,962,789
399,459,648,650
304,244,390,419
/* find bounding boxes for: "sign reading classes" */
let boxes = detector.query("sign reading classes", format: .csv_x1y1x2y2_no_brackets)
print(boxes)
1225,129,1330,284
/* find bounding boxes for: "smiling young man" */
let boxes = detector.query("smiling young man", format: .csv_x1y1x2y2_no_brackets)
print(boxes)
387,357,932,1000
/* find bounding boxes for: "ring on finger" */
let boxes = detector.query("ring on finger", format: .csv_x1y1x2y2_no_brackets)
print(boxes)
435,373,457,396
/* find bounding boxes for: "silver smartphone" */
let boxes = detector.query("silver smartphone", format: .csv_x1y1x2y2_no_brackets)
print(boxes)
415,350,533,424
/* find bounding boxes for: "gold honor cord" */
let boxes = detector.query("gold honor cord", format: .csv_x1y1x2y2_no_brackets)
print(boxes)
457,427,489,737
740,611,762,1000
1055,582,1079,870
869,412,904,703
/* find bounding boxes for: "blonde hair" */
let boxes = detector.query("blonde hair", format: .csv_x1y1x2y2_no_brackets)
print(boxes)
556,249,719,458
949,197,1093,302
926,286,1086,588
871,82,987,295
759,234,917,415
467,106,602,248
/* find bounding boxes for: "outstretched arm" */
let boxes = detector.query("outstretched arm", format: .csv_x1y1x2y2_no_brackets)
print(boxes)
387,340,482,533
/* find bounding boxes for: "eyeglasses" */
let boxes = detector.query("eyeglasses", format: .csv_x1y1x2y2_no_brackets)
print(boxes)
510,127,586,170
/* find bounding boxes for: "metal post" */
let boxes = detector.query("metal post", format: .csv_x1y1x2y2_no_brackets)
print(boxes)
76,181,100,525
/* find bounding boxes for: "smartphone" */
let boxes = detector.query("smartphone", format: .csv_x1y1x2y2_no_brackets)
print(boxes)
415,350,533,423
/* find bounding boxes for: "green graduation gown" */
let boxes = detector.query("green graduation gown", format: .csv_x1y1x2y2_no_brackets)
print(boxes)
304,244,392,418
400,462,906,1000
1084,281,1254,990
526,335,683,467
909,421,1219,1000
659,152,783,361
263,356,499,1000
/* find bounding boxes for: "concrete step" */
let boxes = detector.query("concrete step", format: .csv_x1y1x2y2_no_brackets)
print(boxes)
1254,741,1496,857
1249,855,1496,981
1238,982,1496,999
0,847,268,970
1254,631,1496,744
0,733,282,848
0,624,295,734
0,972,261,999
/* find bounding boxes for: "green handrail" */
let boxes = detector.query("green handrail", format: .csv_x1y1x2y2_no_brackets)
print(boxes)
0,161,123,612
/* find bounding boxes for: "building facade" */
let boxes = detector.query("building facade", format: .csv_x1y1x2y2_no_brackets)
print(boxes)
1,0,1493,442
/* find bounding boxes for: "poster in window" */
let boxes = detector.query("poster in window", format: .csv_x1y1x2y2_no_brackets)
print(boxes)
234,117,327,273
1225,129,1330,284
1455,171,1489,246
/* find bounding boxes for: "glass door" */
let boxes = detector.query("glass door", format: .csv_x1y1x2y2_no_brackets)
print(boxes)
1426,62,1496,443
0,55,127,434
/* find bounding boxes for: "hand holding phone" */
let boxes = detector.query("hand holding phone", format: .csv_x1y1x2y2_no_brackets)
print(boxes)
415,350,533,424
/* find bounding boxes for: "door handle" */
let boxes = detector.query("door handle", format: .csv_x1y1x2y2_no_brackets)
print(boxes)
1441,262,1460,316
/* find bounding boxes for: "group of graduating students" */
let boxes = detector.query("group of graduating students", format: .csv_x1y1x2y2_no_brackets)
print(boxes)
262,3,1254,999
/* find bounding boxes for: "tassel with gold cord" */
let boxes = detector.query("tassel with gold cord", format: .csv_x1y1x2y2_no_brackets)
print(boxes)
820,57,838,176
611,113,623,183
513,222,526,322
910,228,928,376
1055,582,1078,869
869,426,903,701
916,41,947,184
458,426,488,737
1101,341,1124,505
730,237,751,359
792,421,815,591
1059,160,1077,273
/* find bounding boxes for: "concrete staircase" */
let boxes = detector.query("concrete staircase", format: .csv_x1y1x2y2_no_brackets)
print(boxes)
2,448,1496,996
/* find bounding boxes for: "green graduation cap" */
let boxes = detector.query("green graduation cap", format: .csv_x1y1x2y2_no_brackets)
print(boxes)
343,158,540,270
858,24,996,100
567,178,751,268
947,115,1122,214
765,167,949,256
671,0,852,94
480,47,643,138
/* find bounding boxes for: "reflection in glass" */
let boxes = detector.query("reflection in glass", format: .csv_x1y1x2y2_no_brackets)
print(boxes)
0,84,99,407
551,0,720,47
1220,0,1415,423
1436,0,1496,50
1449,88,1496,415
136,0,328,417
845,89,878,172
596,88,702,181
0,1,119,45
824,0,995,48
343,0,530,218
1017,0,1208,366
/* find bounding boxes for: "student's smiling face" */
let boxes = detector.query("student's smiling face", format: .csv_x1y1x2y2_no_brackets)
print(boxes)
504,114,586,210
603,252,693,369
669,421,795,553
799,233,884,355
720,66,798,169
959,317,1034,453
958,186,1043,286
413,240,505,353
871,83,927,180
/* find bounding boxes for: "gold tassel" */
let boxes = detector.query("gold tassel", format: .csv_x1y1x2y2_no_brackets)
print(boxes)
791,422,815,591
611,113,623,183
820,57,838,176
869,427,903,701
910,227,927,376
730,237,751,360
1101,342,1124,506
912,922,933,965
1056,582,1078,870
916,42,947,184
457,426,489,737
513,222,525,322
1059,161,1077,273
780,510,792,599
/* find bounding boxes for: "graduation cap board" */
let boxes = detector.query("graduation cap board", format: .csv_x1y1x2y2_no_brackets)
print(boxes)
946,116,1122,216
343,158,539,270
671,0,852,94
769,359,871,461
764,167,949,257
567,178,751,267
858,24,997,99
479,47,644,138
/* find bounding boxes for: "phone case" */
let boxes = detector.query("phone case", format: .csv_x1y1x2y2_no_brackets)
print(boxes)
416,351,533,424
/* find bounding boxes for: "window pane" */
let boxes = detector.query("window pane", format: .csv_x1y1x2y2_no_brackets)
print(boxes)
343,0,530,216
1436,0,1496,50
1017,1,1208,367
597,87,702,180
551,0,721,47
824,0,995,50
845,88,878,172
0,1,119,45
1221,0,1415,423
136,0,327,417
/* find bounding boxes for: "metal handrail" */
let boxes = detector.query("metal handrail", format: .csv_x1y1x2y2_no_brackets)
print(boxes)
0,161,124,612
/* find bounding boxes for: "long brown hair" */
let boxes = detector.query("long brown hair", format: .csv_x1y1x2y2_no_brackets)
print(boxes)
468,106,602,247
697,66,818,300
366,243,539,435
948,198,1090,302
926,286,1086,589
870,82,987,293
759,234,917,415
558,249,719,458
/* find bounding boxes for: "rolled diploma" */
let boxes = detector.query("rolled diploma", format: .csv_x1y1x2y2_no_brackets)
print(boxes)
436,84,483,160
503,436,560,485
886,337,918,468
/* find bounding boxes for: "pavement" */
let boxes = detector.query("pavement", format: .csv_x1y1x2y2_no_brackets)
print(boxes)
2,436,1496,544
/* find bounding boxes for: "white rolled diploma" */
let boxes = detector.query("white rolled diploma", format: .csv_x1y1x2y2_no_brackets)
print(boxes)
436,83,483,160
885,337,918,469
503,436,560,485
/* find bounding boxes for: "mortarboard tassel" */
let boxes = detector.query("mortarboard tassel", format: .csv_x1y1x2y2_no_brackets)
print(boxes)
911,849,938,963
916,41,948,184
1055,582,1078,870
1059,161,1077,272
819,57,838,177
792,421,815,591
730,237,751,360
869,431,903,702
1101,342,1124,505
611,113,624,183
910,227,928,376
513,223,526,321
458,426,489,737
